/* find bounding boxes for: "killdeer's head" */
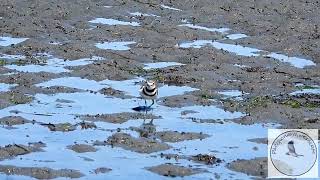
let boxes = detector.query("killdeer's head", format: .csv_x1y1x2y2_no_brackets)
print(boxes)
145,80,156,90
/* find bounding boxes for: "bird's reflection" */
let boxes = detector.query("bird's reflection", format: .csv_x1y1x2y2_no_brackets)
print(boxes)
134,105,156,139
132,105,153,112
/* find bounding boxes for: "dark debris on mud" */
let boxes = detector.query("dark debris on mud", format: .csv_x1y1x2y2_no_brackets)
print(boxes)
80,112,161,124
130,123,209,142
192,154,223,165
92,167,112,174
40,122,77,132
160,153,222,165
40,121,97,132
186,117,225,124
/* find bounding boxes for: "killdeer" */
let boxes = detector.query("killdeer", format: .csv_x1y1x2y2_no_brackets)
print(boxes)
286,141,303,157
140,80,158,107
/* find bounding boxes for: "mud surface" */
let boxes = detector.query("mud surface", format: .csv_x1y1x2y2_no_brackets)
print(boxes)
41,123,73,132
158,94,215,107
146,164,207,177
0,0,319,179
67,144,97,153
155,131,209,142
0,143,45,161
248,138,268,145
0,165,84,179
130,125,209,142
99,87,133,99
0,116,31,126
227,157,268,178
0,91,33,109
99,133,171,154
81,112,161,124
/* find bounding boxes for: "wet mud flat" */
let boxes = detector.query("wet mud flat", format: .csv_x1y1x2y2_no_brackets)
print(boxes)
0,0,319,179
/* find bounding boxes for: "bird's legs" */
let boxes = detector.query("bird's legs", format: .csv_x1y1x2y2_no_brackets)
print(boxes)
143,110,147,124
143,100,148,123
148,99,155,108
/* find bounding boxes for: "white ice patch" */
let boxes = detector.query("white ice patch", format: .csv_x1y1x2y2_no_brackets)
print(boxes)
178,23,316,68
49,41,62,45
179,40,316,68
143,62,184,70
5,56,105,73
226,33,248,40
160,4,182,11
0,83,17,92
0,36,28,46
129,12,160,17
181,19,189,23
1,72,17,76
95,41,136,50
290,85,320,95
179,24,230,33
179,40,261,57
0,54,26,60
266,53,316,68
218,90,244,97
234,64,250,68
36,77,106,91
89,18,140,26
218,90,248,100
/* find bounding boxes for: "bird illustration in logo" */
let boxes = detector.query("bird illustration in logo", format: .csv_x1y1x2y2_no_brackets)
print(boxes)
286,140,303,157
